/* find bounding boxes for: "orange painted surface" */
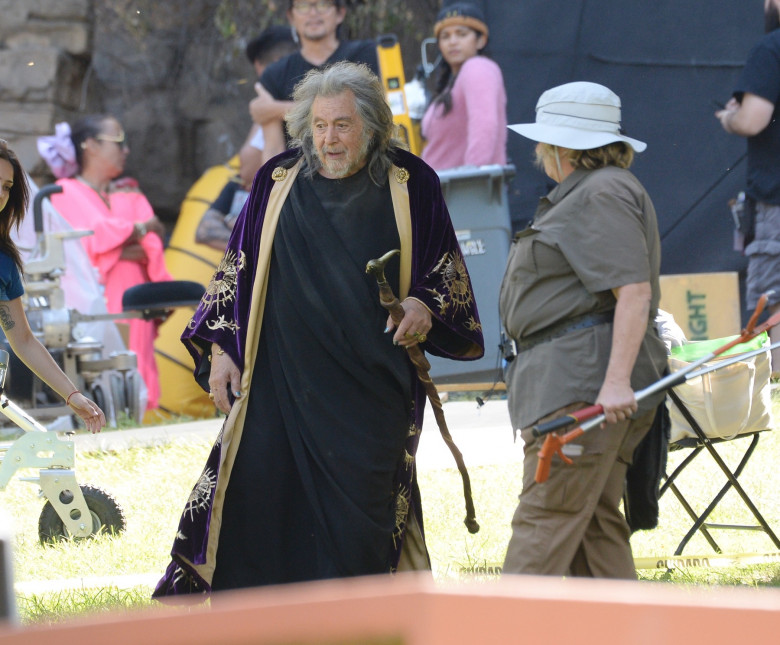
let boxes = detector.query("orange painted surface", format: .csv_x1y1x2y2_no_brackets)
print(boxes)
1,573,779,644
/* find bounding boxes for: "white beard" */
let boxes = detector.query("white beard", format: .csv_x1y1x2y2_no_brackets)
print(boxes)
317,132,371,178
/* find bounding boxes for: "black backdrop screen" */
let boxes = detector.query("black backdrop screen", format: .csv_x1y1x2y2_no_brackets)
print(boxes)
467,0,766,319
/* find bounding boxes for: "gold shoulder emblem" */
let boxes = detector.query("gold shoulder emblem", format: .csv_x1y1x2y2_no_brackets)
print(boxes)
394,167,410,184
272,167,287,182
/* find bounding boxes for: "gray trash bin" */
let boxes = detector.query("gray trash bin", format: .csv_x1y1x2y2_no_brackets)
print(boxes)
428,164,515,385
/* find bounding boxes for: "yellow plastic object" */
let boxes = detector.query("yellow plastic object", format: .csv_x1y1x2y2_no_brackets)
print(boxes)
659,272,740,341
153,156,239,418
376,34,422,156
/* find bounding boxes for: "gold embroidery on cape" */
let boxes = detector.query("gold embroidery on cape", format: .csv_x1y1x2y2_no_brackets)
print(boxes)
428,288,445,313
394,167,410,184
272,167,287,181
426,252,474,316
465,315,482,333
169,565,204,592
171,565,188,588
184,466,217,521
203,249,246,315
206,315,239,334
392,484,411,547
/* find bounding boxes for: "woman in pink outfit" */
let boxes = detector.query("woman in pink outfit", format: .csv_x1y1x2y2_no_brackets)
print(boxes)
421,2,507,171
38,116,172,411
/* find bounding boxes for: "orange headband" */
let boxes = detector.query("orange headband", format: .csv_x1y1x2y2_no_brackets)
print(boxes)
433,14,489,39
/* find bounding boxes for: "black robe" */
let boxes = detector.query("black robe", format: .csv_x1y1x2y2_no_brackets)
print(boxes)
154,149,484,596
212,167,413,588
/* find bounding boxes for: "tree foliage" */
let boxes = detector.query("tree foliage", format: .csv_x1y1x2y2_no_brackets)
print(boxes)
95,0,438,87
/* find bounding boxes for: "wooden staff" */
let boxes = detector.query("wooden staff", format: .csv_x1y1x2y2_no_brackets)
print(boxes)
366,249,479,533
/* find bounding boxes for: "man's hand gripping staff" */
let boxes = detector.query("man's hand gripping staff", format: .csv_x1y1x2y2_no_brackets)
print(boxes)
366,249,479,533
533,292,780,483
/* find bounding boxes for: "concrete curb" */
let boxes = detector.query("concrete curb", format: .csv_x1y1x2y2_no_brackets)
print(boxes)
70,400,519,471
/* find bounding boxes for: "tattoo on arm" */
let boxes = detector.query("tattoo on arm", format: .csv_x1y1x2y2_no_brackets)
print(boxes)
0,304,15,331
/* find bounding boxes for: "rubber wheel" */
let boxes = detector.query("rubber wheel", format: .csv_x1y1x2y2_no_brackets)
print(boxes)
38,484,126,544
90,384,106,416
125,370,143,424
110,371,127,418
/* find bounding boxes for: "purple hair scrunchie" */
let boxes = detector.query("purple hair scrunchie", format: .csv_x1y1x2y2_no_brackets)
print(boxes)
37,122,78,179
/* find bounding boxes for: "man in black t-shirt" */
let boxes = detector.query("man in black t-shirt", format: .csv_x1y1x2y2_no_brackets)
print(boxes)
238,26,298,186
249,0,379,165
716,0,780,374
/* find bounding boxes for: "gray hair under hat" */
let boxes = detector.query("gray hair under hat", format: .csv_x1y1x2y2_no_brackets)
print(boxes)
508,81,646,152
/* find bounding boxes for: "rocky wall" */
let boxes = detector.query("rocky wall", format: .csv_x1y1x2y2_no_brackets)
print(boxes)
0,0,255,220
0,0,93,186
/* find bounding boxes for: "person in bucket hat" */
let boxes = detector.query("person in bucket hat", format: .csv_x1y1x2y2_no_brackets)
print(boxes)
508,81,646,152
499,81,668,578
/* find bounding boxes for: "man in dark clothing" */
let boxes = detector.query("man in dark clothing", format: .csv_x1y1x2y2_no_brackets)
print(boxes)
716,0,780,374
249,0,379,166
238,26,299,186
194,175,247,251
153,62,483,596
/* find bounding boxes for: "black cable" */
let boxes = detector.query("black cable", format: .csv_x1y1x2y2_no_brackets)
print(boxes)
661,152,747,241
473,325,508,408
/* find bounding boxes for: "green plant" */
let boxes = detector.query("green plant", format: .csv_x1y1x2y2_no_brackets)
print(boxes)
17,586,156,626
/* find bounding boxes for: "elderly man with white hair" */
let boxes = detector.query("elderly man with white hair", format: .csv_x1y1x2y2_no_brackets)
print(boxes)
154,61,483,596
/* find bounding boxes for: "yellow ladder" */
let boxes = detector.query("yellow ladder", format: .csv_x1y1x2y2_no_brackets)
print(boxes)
376,34,423,156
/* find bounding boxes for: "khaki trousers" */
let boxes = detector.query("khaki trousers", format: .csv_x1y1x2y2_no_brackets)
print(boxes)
502,403,656,579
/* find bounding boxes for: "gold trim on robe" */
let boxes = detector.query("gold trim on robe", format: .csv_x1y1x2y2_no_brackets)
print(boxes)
185,160,416,586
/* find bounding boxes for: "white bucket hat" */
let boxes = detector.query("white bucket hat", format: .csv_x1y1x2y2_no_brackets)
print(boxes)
508,81,647,152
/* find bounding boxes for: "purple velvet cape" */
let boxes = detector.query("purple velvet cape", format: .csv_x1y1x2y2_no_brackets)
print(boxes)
153,148,484,596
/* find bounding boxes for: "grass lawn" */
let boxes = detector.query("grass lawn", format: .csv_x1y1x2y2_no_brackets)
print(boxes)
2,394,780,625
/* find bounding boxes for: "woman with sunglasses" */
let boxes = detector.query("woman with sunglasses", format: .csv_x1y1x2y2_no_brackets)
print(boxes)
37,116,172,412
0,139,105,433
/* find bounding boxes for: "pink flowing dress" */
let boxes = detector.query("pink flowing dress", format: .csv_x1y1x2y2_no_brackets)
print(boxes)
51,178,173,410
